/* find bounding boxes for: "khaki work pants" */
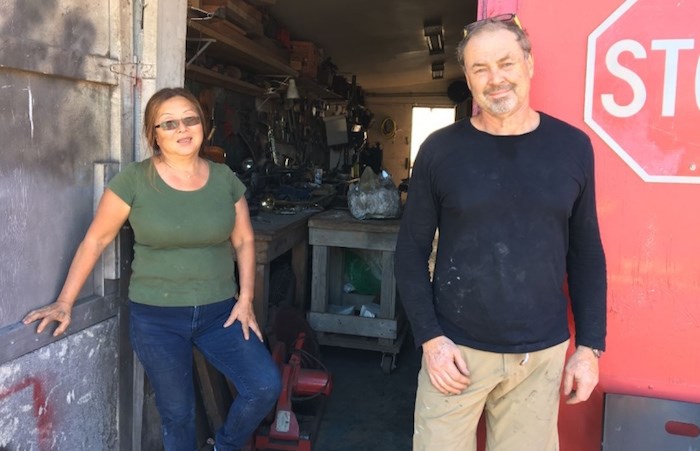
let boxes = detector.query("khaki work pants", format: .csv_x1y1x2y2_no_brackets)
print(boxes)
413,340,569,451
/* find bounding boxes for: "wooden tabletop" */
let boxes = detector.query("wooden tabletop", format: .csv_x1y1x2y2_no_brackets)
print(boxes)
250,208,321,239
308,209,401,234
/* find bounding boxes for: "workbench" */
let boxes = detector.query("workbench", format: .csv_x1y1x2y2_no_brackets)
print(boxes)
249,208,320,328
306,209,406,373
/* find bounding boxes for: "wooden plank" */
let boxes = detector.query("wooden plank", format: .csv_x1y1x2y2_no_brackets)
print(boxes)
193,350,233,433
314,324,408,354
249,34,291,65
254,240,271,266
291,238,309,310
1,294,120,365
251,210,318,238
378,337,394,347
264,225,308,262
196,2,263,36
201,12,248,36
328,247,345,305
308,209,401,234
255,263,270,328
188,20,296,76
380,251,396,319
309,228,397,251
185,65,264,96
310,245,329,312
131,360,145,451
223,0,264,36
307,312,398,339
247,0,276,6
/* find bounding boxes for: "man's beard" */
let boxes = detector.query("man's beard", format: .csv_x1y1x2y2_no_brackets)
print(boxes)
482,83,516,115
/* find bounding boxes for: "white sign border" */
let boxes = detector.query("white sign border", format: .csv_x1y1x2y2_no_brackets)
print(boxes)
584,0,700,184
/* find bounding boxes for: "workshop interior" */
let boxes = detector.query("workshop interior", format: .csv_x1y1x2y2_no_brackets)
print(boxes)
180,1,476,449
175,0,484,450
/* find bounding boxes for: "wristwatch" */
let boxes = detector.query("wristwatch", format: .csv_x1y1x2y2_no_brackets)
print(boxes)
591,348,603,358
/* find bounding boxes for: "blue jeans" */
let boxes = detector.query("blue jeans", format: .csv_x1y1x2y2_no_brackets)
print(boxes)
129,298,282,451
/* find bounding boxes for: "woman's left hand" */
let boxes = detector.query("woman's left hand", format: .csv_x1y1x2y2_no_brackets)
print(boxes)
224,299,263,342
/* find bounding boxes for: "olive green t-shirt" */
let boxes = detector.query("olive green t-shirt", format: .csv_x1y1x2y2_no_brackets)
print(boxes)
108,158,247,306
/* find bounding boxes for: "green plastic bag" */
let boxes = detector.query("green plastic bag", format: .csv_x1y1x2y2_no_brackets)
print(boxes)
344,250,382,295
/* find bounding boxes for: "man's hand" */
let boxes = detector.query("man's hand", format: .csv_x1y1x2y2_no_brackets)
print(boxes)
563,346,600,404
422,335,471,395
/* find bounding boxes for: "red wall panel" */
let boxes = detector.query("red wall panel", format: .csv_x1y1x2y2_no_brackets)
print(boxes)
519,0,700,449
473,0,700,449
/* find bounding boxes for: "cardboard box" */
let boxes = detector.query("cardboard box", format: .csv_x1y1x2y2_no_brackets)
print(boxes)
291,41,319,60
290,40,321,79
290,58,303,71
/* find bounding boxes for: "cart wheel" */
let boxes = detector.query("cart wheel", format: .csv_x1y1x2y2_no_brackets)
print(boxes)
381,353,395,374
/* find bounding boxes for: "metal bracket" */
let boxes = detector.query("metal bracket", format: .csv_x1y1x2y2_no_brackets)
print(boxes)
94,161,121,285
186,38,216,67
109,62,156,80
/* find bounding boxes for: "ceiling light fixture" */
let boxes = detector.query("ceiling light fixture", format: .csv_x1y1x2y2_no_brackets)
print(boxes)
431,62,445,80
424,23,445,55
286,78,300,100
256,77,300,110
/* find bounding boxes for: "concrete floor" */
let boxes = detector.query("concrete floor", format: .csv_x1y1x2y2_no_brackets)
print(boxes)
310,337,421,451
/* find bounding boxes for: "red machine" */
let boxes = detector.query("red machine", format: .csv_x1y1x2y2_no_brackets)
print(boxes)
255,332,332,451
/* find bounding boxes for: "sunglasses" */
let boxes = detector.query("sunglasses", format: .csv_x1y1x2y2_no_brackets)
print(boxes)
155,116,202,131
464,13,522,37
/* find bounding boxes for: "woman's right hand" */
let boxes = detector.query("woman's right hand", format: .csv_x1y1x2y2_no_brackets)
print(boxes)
22,301,73,336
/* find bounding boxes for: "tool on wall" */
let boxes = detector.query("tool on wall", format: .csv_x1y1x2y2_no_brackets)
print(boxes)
380,117,397,140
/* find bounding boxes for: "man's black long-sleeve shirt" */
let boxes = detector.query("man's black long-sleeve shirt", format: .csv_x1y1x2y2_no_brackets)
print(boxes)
395,113,606,353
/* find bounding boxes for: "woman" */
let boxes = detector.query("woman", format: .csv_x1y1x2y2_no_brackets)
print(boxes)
23,87,282,451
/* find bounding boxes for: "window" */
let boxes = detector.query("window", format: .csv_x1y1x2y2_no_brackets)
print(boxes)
409,107,455,174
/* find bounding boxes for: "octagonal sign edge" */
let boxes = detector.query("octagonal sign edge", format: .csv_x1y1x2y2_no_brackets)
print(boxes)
584,0,700,184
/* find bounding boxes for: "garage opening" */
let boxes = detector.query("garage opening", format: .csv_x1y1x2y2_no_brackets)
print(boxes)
409,106,456,173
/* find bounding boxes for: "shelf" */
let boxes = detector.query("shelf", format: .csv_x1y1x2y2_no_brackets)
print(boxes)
187,19,297,77
297,76,344,101
185,65,265,96
186,19,346,103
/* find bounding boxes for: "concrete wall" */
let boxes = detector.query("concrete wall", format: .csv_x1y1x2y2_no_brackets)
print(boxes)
365,100,413,184
0,0,187,449
0,319,119,450
366,95,458,186
0,0,118,329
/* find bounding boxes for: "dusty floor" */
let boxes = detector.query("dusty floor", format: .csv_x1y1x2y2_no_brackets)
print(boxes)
310,336,421,451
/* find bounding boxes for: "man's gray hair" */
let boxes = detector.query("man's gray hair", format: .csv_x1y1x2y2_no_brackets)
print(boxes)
456,18,532,70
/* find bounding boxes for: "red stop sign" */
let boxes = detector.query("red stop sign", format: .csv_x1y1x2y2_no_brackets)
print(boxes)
584,0,700,183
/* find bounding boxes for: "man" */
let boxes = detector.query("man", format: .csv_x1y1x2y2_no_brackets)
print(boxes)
394,14,606,451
